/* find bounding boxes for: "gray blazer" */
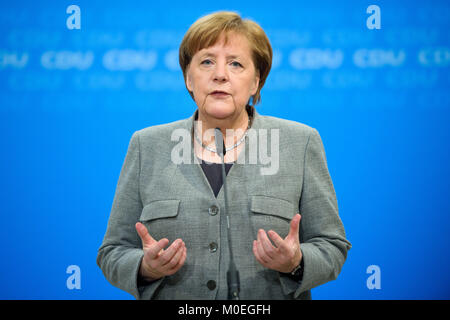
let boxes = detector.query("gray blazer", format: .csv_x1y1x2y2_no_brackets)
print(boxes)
97,106,351,300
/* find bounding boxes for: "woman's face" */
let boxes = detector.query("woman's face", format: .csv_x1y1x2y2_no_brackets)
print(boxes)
185,32,260,121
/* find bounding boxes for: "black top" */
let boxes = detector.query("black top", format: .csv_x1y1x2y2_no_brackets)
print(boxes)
199,158,234,198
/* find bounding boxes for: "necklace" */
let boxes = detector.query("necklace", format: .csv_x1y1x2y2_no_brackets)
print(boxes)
194,118,251,153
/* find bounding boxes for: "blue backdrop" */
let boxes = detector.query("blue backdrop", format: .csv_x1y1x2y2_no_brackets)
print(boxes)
1,0,449,299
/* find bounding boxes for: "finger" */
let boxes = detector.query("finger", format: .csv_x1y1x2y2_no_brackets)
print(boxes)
267,230,289,253
165,243,187,271
159,239,184,266
253,240,268,267
252,240,261,262
135,222,156,246
147,238,169,259
286,214,301,241
164,242,185,269
255,235,270,264
167,246,187,275
258,229,277,259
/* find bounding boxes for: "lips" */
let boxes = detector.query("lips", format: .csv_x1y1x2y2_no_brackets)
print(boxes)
210,90,230,98
211,90,229,94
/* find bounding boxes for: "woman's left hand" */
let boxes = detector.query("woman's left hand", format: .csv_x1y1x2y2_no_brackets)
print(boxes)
253,213,302,273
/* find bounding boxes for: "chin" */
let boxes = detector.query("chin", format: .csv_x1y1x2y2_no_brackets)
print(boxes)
204,103,235,119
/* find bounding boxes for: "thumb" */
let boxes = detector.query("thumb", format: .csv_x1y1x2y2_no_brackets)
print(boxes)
286,214,301,241
135,222,156,247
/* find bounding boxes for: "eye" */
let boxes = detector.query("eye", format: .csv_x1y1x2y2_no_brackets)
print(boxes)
201,59,212,65
231,61,243,67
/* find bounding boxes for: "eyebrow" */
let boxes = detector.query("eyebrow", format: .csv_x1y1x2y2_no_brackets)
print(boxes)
200,52,241,60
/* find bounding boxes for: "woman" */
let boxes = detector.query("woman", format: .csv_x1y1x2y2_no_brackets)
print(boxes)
97,11,351,300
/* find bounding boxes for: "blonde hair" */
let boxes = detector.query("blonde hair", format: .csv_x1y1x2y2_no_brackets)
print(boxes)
179,11,272,106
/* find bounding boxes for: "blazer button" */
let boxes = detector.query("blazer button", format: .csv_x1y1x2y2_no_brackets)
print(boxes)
206,280,216,291
209,242,218,253
208,205,219,216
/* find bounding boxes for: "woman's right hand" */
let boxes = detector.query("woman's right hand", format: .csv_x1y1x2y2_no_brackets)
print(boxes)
135,222,187,281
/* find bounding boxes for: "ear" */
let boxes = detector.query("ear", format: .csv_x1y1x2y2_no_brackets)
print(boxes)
185,71,193,92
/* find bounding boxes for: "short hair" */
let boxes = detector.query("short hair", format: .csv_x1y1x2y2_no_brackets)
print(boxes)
179,11,273,107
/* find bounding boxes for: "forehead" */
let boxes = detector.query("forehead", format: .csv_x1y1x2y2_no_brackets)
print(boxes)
195,32,252,58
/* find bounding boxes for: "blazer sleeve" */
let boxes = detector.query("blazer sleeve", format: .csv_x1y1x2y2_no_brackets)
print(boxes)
96,131,164,299
279,128,352,298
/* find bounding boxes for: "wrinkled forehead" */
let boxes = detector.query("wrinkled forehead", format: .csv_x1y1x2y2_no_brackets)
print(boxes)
193,31,253,59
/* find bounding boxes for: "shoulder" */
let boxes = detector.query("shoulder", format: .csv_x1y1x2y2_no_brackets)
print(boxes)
122,117,191,159
132,117,190,147
257,114,318,141
138,118,188,137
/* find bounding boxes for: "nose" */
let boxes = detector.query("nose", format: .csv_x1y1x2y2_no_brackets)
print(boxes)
213,61,228,83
